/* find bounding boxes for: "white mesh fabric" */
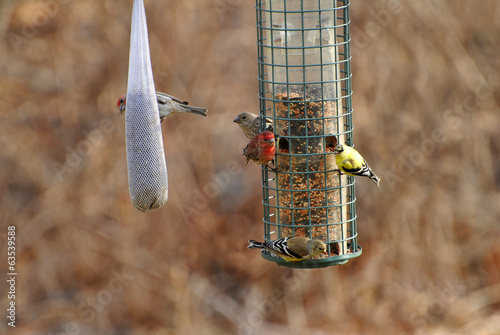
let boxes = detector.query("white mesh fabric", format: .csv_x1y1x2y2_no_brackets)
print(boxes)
125,0,168,211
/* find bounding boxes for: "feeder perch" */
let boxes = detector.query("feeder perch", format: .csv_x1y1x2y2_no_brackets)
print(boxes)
256,0,361,268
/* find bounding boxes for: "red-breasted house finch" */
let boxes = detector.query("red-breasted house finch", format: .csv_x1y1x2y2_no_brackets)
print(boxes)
117,92,208,121
243,131,276,167
248,237,327,262
233,112,273,140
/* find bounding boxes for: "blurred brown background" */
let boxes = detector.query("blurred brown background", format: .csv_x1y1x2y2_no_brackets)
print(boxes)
1,0,499,334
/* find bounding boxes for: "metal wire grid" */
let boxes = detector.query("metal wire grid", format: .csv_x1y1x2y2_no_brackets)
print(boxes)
256,0,361,268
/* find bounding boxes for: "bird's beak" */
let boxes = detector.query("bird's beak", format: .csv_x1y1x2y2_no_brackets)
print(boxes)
233,117,240,123
119,105,125,113
322,250,328,255
270,138,276,145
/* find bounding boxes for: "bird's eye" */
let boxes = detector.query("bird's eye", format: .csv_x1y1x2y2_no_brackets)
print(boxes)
242,116,246,119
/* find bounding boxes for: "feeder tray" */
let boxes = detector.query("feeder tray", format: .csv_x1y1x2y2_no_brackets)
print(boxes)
260,245,362,269
256,0,360,268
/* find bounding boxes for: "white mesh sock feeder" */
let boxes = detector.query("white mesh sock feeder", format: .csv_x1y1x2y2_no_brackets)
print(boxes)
256,0,361,268
125,0,168,212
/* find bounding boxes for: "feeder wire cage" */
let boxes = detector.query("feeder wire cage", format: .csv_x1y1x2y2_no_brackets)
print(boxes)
256,0,361,268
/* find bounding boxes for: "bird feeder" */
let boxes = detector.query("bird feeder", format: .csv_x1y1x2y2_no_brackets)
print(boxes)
256,0,361,268
125,0,168,211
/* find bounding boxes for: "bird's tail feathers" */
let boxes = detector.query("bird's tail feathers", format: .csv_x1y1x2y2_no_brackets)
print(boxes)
360,161,380,187
248,240,265,249
370,174,381,187
181,105,208,117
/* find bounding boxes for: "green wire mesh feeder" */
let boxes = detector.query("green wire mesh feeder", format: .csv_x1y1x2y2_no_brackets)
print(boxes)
256,0,361,268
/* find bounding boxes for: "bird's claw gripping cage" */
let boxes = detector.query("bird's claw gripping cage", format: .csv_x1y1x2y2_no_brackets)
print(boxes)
256,0,361,268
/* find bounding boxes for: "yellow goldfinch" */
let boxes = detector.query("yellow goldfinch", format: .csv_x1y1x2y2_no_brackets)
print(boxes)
333,144,380,187
248,236,327,262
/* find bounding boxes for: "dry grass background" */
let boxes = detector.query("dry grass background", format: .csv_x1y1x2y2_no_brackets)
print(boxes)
0,0,499,334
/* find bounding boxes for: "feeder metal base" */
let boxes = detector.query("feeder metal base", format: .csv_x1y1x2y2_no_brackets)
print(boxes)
260,245,362,269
